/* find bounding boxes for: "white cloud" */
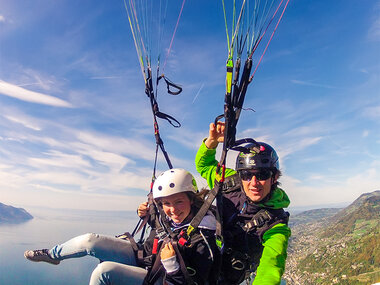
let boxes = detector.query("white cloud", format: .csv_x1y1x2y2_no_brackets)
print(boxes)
0,15,5,23
283,168,380,208
28,151,91,169
368,15,380,41
4,114,42,131
74,131,157,162
291,79,342,89
279,136,322,161
73,145,133,171
167,127,206,151
363,105,380,119
0,80,72,107
0,183,147,211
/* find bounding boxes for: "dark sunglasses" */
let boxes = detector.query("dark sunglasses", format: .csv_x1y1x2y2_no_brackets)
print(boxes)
238,169,272,181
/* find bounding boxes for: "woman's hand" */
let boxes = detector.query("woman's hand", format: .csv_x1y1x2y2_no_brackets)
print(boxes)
160,242,176,260
205,121,225,149
137,202,149,218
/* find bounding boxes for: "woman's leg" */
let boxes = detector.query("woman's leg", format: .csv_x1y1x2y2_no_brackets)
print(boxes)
89,261,148,285
48,233,137,265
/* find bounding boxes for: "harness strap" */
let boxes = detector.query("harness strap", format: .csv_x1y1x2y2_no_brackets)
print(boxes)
172,241,194,284
157,74,183,95
243,209,273,231
131,215,149,238
145,66,180,170
232,58,252,125
222,173,241,193
143,241,165,285
187,139,260,241
187,180,224,242
124,232,145,267
243,208,290,242
143,239,194,285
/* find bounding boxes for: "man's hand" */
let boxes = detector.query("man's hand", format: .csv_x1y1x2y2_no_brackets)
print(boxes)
160,242,176,260
205,121,225,149
137,202,149,218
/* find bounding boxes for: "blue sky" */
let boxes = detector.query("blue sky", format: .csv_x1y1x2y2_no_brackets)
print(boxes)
0,0,379,211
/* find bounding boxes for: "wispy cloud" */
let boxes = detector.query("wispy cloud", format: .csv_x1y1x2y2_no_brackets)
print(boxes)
283,168,380,207
291,79,342,89
279,136,322,161
90,76,123,80
4,114,42,131
363,105,380,119
0,80,73,107
28,150,92,169
368,4,380,41
192,83,204,104
0,15,5,23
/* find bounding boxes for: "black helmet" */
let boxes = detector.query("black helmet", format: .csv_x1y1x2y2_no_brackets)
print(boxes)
235,142,280,171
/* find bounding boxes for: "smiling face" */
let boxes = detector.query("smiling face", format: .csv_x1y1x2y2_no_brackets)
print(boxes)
160,192,192,224
239,169,277,202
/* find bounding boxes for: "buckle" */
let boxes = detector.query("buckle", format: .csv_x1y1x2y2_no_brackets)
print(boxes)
178,230,189,246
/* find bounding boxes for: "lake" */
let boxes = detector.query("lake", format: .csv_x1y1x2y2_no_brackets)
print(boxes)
0,206,139,285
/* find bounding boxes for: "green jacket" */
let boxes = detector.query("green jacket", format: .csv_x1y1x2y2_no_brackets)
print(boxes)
195,141,291,285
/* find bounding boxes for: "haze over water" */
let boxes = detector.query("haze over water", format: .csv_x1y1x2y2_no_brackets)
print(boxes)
0,207,138,285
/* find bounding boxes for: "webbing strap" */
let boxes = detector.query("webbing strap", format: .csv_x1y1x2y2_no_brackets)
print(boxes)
131,215,149,243
243,209,273,231
172,241,194,284
143,242,165,285
187,179,224,247
157,74,183,96
145,67,182,171
123,232,145,266
143,239,194,285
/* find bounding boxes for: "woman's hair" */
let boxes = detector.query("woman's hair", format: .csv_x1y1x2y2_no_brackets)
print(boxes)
186,188,209,211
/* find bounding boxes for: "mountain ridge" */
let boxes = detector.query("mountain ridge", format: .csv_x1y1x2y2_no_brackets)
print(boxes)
0,202,33,223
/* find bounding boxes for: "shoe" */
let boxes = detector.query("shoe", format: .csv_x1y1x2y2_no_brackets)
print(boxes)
24,249,60,265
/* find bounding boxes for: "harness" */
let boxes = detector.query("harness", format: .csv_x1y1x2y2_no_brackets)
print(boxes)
143,238,194,285
143,221,216,285
217,175,290,284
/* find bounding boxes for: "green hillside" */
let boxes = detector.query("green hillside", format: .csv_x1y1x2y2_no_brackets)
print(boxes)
284,190,380,285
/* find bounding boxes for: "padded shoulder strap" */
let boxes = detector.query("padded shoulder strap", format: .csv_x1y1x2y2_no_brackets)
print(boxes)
244,208,289,242
222,173,242,193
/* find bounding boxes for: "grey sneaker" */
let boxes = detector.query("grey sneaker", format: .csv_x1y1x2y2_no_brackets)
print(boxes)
24,249,60,265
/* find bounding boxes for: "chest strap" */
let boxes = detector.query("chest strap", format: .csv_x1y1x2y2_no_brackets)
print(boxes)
243,208,289,241
143,238,194,285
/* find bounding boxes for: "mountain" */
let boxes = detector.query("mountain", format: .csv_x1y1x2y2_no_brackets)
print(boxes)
0,202,33,223
284,190,380,285
288,207,341,227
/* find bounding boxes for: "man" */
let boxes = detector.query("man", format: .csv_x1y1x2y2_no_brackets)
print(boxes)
195,122,291,285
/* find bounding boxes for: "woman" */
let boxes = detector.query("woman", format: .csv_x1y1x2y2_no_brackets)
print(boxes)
25,168,218,285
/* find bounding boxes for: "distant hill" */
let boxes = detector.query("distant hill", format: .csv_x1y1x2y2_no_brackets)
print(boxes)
0,202,33,223
288,207,341,227
284,190,380,285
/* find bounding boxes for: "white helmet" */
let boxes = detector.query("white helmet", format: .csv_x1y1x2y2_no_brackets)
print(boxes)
153,168,198,199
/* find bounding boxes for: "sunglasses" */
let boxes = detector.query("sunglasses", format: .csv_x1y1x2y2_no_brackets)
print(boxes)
238,169,272,181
